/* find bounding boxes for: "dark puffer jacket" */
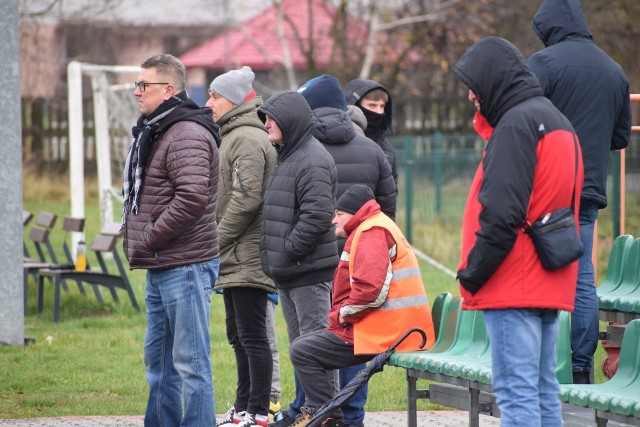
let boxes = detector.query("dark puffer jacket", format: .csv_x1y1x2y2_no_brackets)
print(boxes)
311,106,396,219
527,0,631,208
257,91,339,289
344,79,398,186
124,103,220,270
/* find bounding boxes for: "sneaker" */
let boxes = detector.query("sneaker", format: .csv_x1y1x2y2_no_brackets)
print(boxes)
237,413,269,427
269,400,283,422
268,413,296,427
217,405,245,427
289,410,313,427
320,419,347,427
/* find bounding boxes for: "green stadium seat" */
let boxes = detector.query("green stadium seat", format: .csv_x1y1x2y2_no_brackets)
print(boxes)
559,319,640,415
431,292,453,342
598,238,640,311
596,234,634,295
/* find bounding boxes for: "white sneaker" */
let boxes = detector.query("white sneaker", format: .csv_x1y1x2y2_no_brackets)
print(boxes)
216,405,245,426
237,413,269,427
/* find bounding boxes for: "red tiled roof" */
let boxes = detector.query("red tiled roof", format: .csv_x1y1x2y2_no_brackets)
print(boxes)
180,0,367,70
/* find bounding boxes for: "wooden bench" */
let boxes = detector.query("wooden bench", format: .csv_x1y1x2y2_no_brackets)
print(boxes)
37,233,139,322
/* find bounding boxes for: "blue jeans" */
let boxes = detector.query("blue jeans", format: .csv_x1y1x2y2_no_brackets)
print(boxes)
278,282,332,419
339,365,367,425
485,309,561,427
572,201,600,374
144,259,219,427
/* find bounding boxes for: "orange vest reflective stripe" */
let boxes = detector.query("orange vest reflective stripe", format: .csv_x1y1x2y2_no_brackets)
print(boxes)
349,213,435,355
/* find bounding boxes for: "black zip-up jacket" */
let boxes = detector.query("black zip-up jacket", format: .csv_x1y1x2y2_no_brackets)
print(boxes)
257,92,338,288
310,106,396,219
344,79,398,186
528,0,631,208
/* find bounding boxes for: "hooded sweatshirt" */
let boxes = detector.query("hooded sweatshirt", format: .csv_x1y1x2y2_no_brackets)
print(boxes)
528,0,631,208
454,36,582,311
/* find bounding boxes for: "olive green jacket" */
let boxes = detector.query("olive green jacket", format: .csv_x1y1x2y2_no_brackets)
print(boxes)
215,96,277,292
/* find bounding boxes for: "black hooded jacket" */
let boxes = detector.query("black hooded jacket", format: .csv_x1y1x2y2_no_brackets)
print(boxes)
257,92,339,288
310,106,396,219
528,0,631,208
344,79,398,186
453,36,579,293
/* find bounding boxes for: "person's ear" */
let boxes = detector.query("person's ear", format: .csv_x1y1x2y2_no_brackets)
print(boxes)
164,83,175,100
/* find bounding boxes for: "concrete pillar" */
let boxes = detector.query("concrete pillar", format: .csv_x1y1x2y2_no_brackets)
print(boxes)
0,0,24,346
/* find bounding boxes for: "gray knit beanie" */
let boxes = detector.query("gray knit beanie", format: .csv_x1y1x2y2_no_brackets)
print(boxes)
209,66,255,106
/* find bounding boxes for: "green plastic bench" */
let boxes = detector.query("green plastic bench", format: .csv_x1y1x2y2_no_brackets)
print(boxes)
598,237,640,311
596,235,634,296
560,319,640,419
431,292,453,342
427,295,462,354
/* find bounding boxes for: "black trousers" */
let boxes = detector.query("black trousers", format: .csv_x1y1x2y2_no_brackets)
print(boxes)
223,287,272,415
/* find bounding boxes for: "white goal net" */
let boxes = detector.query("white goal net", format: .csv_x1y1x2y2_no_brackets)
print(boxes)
67,61,139,247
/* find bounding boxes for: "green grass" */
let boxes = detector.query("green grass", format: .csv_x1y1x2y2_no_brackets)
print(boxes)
5,171,634,418
6,172,459,418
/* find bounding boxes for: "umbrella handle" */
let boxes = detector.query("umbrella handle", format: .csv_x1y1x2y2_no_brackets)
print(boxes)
390,327,427,351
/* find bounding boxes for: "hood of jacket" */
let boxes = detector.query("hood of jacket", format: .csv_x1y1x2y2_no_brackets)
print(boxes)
311,107,357,145
258,91,314,160
344,79,393,132
218,96,265,137
532,0,592,47
452,36,543,127
156,97,221,148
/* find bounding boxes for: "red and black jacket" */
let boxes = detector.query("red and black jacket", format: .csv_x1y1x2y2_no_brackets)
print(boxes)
453,37,584,311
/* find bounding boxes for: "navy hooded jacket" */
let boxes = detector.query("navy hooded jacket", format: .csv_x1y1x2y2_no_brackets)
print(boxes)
527,0,631,208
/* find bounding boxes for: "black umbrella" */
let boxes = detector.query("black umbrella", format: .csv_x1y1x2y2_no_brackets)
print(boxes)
306,328,427,427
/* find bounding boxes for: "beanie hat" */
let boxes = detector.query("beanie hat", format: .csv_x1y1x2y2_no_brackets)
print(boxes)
298,74,347,111
336,184,375,215
209,66,255,106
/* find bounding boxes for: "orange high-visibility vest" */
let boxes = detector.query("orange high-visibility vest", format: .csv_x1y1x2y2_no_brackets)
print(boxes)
349,213,435,355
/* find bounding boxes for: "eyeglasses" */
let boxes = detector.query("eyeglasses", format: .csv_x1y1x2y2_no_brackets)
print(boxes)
134,81,169,92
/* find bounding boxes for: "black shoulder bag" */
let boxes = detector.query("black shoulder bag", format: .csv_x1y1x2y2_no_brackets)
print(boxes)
521,134,584,270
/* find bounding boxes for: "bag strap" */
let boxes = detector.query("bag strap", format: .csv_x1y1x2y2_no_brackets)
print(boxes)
570,132,578,214
521,131,579,233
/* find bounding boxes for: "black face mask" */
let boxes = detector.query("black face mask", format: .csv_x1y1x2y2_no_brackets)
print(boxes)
360,106,388,142
361,107,386,130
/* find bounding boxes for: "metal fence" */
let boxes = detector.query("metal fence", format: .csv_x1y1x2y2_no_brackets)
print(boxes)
392,133,640,268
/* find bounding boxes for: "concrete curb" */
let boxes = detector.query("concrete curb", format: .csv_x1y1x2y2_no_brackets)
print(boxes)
0,411,502,426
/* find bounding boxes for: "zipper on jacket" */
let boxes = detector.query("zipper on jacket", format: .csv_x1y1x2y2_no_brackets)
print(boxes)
234,161,249,197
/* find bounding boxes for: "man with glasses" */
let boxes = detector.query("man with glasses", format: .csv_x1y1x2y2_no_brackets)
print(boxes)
122,54,222,427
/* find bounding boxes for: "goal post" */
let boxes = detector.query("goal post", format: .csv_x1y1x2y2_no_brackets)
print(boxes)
67,61,140,252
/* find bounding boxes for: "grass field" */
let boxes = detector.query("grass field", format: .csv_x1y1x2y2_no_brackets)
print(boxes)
4,172,460,418
2,170,631,418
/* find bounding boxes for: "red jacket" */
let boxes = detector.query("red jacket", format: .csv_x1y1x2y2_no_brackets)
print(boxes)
328,200,435,353
458,113,583,311
453,37,584,311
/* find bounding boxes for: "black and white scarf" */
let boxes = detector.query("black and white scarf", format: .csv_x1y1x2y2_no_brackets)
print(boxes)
122,92,186,217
